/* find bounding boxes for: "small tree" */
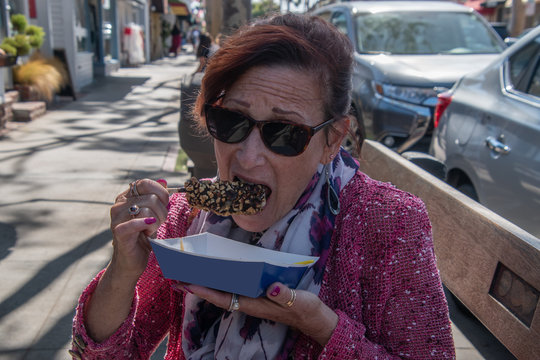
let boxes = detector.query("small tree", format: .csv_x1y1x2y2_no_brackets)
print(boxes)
0,14,45,57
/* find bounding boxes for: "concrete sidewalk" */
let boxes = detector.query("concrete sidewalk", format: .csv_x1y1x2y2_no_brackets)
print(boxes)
0,53,195,359
0,54,512,359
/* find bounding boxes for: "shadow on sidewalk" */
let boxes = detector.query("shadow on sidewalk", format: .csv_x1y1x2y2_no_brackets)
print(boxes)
0,229,112,321
445,287,516,359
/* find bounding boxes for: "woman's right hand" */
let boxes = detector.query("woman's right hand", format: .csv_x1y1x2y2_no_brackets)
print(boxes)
109,178,170,280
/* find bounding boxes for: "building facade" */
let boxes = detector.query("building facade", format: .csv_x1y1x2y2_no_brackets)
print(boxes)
1,0,157,96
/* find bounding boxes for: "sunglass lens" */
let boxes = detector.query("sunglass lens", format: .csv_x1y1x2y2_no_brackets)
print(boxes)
206,107,252,143
262,122,310,156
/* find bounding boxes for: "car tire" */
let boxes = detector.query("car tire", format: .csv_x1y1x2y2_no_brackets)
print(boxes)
401,151,446,180
456,183,478,201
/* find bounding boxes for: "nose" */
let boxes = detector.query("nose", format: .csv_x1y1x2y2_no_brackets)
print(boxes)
235,126,267,167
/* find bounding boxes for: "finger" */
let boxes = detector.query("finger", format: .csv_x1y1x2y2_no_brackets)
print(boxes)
111,196,168,226
156,178,168,188
266,282,296,308
130,179,169,206
184,284,235,311
127,205,166,227
114,217,159,240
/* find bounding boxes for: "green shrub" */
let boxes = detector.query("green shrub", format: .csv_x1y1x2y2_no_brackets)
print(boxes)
26,25,45,48
0,39,17,56
0,14,45,57
10,14,27,33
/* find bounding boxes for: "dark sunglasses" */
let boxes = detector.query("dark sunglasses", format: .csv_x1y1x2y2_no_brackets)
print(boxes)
204,104,335,156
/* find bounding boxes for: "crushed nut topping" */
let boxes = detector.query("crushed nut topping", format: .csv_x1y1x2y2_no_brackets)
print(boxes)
183,177,268,216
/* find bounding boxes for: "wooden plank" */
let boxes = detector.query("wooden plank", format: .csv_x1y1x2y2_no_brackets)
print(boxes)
358,140,540,360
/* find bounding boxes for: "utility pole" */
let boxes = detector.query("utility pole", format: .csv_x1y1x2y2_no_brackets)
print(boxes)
509,0,526,36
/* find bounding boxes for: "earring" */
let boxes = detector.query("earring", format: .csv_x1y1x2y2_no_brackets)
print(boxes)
325,163,340,215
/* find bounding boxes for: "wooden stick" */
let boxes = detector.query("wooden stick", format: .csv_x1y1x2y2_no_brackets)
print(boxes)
166,187,186,195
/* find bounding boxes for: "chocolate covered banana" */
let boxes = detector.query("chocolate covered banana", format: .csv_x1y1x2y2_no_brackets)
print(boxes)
170,177,268,216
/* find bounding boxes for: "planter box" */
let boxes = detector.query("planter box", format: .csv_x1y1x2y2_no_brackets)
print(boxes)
0,55,18,67
12,101,46,122
0,91,20,129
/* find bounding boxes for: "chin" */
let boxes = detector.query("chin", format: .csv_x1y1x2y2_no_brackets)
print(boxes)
232,211,272,233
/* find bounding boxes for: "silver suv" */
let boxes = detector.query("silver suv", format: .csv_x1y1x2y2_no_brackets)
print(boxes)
312,1,505,152
430,26,540,238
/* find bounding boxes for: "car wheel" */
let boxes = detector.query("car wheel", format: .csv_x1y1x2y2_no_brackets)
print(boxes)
342,106,364,158
456,183,478,201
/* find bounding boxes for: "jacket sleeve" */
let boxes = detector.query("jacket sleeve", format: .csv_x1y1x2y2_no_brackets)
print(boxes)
70,194,190,359
306,180,455,359
70,254,173,359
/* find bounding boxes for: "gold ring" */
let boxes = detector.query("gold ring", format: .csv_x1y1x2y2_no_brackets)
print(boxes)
285,289,296,307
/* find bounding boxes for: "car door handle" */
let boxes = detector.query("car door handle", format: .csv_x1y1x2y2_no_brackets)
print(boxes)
485,136,511,155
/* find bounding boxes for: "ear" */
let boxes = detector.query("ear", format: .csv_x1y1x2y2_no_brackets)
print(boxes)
320,116,350,164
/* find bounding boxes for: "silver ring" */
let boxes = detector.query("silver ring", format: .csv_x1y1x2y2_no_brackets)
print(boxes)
228,293,240,312
285,289,296,307
129,181,140,197
128,204,141,217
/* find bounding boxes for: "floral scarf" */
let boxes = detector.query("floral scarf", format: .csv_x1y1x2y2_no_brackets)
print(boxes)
181,149,358,359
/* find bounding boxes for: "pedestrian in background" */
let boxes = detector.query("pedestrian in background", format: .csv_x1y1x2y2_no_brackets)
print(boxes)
71,13,455,359
168,19,182,57
194,32,213,73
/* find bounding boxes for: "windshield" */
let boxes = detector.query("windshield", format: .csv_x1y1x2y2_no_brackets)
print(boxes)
354,11,504,55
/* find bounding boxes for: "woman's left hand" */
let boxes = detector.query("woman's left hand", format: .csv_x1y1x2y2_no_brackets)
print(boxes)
177,282,339,346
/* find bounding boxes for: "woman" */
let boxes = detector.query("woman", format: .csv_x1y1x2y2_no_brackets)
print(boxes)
169,19,182,57
194,32,214,73
71,13,455,359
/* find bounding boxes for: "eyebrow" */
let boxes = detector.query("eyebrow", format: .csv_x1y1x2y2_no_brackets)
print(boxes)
227,98,303,119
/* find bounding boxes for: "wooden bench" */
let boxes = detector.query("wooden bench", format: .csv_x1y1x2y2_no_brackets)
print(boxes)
358,140,540,359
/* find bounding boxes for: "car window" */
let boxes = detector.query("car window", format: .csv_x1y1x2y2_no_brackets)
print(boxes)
529,63,540,97
354,11,504,55
330,11,348,36
509,35,540,96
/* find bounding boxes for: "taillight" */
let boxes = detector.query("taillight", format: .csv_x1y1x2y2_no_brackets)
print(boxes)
434,92,452,128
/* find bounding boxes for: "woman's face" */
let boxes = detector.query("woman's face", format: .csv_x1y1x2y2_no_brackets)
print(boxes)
213,65,339,232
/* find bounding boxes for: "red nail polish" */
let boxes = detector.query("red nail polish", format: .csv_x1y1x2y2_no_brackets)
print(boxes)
144,217,157,224
183,285,194,294
270,286,280,297
157,179,167,186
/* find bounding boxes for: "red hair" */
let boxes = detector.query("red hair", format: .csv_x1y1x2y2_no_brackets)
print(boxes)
193,13,353,131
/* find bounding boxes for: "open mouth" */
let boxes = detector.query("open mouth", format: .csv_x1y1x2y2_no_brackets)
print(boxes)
234,176,272,198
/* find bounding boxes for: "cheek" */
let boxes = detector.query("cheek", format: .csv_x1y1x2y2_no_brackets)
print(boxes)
213,142,233,173
273,155,321,204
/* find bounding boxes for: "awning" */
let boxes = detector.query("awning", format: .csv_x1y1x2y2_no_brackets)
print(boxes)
169,0,190,16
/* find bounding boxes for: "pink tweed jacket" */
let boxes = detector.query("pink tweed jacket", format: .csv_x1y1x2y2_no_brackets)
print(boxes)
71,170,456,359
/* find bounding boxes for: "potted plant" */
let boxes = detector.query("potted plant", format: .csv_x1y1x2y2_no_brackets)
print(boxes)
0,14,45,66
13,52,68,102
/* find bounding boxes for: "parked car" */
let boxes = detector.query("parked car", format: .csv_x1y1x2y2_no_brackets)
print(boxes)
430,25,540,238
312,1,506,152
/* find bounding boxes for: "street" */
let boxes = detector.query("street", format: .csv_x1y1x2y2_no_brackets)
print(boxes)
0,53,516,359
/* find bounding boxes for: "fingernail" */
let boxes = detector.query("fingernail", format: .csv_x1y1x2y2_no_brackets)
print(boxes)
270,286,280,297
166,201,171,210
144,217,157,224
157,179,167,186
183,285,194,294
